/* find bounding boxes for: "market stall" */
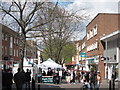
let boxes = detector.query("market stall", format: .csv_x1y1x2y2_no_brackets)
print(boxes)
35,58,62,84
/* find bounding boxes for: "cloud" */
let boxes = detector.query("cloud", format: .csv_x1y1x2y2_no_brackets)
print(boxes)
63,0,120,40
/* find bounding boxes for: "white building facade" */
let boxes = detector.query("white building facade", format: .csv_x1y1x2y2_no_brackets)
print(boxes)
100,30,120,80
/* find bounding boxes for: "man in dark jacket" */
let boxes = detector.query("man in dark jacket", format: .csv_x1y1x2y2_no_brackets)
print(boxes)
25,69,31,90
14,68,26,90
6,69,13,90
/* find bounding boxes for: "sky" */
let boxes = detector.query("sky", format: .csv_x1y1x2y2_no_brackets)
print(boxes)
59,0,120,40
1,0,120,40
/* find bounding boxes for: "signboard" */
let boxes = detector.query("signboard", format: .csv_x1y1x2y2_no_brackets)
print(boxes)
88,59,95,64
80,53,86,58
41,76,54,84
4,57,8,60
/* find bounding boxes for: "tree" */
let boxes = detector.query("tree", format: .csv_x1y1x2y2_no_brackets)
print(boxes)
34,4,87,64
0,1,58,69
42,39,76,64
1,1,88,68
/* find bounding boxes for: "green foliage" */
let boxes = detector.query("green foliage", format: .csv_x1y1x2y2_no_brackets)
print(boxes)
41,38,76,64
61,42,76,63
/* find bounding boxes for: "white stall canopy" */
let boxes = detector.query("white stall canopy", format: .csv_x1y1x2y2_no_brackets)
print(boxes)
38,58,62,70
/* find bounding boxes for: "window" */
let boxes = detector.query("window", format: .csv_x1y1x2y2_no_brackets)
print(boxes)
5,34,8,41
16,49,19,57
87,42,98,52
89,30,94,39
14,49,15,56
14,37,16,44
10,37,13,48
93,25,97,35
2,46,4,55
87,32,90,40
82,42,86,49
16,39,19,44
79,46,81,51
9,48,12,56
5,47,7,55
2,33,4,40
87,24,97,40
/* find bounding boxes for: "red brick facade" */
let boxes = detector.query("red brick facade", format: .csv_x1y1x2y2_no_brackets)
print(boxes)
86,13,120,78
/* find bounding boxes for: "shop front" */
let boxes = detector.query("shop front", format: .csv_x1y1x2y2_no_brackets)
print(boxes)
86,57,99,71
100,30,120,79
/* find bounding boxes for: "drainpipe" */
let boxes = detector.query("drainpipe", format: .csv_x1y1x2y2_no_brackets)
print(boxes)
106,39,108,80
118,1,120,89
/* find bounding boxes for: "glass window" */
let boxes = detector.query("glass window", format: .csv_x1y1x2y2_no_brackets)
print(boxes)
93,25,97,35
2,33,4,40
14,49,16,56
9,48,12,56
5,47,7,55
10,37,13,48
5,34,7,41
87,32,89,40
2,46,4,55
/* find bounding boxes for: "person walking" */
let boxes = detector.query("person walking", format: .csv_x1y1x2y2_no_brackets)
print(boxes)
96,72,102,90
14,68,26,90
6,68,13,90
25,69,31,90
89,71,95,89
111,71,116,90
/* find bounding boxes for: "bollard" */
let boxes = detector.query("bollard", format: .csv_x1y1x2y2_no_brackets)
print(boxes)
32,78,35,90
38,76,42,90
109,80,111,90
113,79,115,90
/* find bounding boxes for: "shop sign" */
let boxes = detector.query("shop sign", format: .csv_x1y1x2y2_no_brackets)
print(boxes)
88,59,95,64
80,53,86,58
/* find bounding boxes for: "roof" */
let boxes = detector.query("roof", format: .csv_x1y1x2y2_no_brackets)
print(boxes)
0,24,19,37
86,13,120,27
65,61,76,65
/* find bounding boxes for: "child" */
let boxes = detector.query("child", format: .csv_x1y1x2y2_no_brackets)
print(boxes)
83,79,90,90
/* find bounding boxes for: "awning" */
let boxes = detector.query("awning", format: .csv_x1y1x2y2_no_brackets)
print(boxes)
86,57,94,60
100,30,120,41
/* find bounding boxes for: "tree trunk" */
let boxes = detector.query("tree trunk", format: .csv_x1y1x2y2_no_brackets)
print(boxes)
19,33,26,70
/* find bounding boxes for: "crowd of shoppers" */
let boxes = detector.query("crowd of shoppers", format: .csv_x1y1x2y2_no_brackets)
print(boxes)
60,69,102,89
2,67,102,90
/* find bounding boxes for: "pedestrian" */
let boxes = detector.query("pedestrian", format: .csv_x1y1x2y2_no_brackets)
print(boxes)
96,72,102,90
6,68,13,90
14,68,26,90
56,73,60,84
72,70,76,84
83,79,90,90
42,70,46,76
2,69,7,90
111,71,116,90
25,69,31,90
47,68,53,76
89,71,95,89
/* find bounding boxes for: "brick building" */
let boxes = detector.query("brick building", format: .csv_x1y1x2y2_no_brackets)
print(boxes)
72,13,120,79
79,36,87,71
86,13,120,78
1,24,20,69
1,24,39,70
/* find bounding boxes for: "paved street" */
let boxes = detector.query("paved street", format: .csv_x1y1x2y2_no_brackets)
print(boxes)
12,79,119,90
